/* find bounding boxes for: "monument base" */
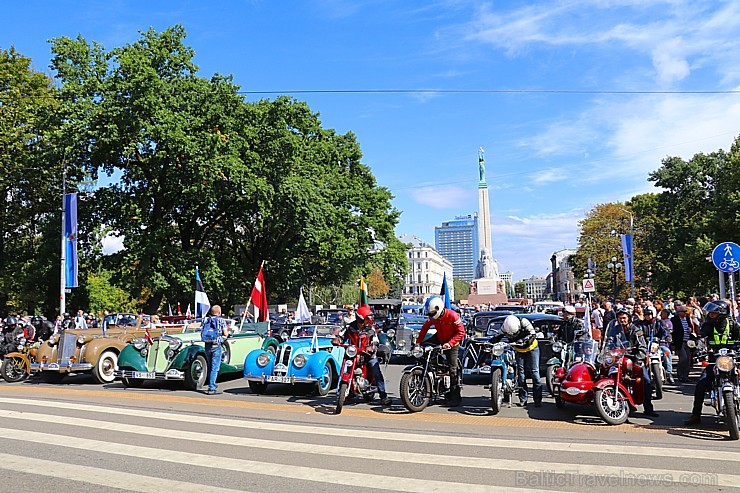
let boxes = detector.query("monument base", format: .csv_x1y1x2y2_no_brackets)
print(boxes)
468,278,508,306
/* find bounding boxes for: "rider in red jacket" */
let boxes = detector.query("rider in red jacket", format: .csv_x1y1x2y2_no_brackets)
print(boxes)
416,296,465,406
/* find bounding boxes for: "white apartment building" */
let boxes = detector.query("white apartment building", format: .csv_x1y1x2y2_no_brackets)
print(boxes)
524,275,548,301
400,235,454,303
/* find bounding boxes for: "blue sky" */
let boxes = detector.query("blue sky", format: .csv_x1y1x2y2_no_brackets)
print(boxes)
4,1,740,281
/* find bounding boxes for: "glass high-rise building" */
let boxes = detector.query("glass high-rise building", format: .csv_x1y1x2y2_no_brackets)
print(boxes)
435,214,479,282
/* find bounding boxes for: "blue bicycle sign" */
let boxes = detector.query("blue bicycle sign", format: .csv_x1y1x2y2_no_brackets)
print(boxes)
712,242,740,273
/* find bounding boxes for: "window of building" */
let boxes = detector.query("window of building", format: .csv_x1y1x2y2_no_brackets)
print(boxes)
418,274,422,283
425,274,429,282
425,262,428,269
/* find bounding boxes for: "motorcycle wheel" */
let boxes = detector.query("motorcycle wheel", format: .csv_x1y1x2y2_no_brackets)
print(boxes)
1,357,28,383
594,385,629,425
650,362,663,400
723,390,740,440
335,381,349,415
490,368,504,415
546,365,557,397
400,370,431,413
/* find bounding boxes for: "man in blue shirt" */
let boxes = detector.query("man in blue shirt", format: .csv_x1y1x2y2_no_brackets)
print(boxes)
204,305,228,395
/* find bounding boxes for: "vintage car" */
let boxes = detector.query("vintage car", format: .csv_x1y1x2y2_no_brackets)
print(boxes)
31,314,150,384
383,312,427,360
460,313,564,383
115,320,279,390
316,309,348,325
243,324,344,396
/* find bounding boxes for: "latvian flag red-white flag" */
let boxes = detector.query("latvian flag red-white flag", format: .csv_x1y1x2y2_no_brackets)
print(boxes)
250,265,269,322
194,266,211,318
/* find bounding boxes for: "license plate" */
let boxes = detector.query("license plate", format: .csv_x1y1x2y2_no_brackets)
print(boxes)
462,369,472,375
48,364,60,370
392,350,407,355
479,366,491,373
266,375,291,383
133,372,156,379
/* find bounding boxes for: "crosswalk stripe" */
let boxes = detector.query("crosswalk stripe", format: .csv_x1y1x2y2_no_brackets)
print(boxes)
1,409,738,488
0,426,562,493
0,452,250,493
1,396,737,462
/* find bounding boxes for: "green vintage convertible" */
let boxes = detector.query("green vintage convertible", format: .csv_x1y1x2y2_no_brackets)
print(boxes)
114,320,279,390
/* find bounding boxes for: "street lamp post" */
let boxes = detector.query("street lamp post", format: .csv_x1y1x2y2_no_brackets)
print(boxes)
607,256,622,302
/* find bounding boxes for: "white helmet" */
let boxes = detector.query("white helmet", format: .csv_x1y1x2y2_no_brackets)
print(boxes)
644,306,657,318
425,296,445,320
502,315,521,336
563,306,576,316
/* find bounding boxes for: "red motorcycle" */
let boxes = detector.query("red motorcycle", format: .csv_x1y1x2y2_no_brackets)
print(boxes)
593,339,646,425
553,339,600,408
335,331,379,414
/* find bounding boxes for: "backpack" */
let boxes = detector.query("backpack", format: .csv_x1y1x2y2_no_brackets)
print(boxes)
200,317,220,342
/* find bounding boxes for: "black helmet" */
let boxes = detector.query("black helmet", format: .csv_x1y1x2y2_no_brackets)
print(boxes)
31,316,43,326
3,316,17,326
704,301,729,319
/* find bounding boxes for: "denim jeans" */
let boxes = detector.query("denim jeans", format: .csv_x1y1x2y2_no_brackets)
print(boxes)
205,343,222,392
659,345,673,375
366,357,387,398
515,347,542,405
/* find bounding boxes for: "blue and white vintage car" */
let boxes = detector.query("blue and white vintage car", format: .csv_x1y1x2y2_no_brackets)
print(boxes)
243,324,344,396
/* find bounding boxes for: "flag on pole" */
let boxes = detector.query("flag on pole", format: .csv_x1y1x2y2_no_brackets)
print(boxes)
296,287,311,323
168,304,173,317
185,304,192,318
250,265,269,322
621,234,634,283
359,277,369,306
177,302,182,315
440,272,452,309
64,193,78,288
583,297,591,335
194,266,210,318
144,325,154,345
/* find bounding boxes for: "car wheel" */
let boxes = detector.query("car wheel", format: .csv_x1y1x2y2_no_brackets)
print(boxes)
93,350,118,384
315,360,335,396
185,354,208,391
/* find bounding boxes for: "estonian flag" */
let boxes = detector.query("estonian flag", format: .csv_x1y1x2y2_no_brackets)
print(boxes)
194,266,210,318
440,272,452,309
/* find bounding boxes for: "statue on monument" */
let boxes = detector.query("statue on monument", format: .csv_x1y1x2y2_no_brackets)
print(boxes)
476,248,500,280
478,147,485,183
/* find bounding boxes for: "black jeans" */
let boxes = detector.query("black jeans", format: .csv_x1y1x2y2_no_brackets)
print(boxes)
692,366,714,416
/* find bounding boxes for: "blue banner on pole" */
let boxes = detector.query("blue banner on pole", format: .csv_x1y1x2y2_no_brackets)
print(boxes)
621,234,633,283
64,193,78,288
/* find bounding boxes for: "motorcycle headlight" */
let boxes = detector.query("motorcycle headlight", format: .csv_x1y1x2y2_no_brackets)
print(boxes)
492,342,505,357
257,353,270,367
293,354,307,368
168,339,182,352
412,345,424,358
133,337,147,351
387,329,395,338
716,356,734,373
604,353,614,366
346,345,358,358
552,341,564,352
650,342,659,353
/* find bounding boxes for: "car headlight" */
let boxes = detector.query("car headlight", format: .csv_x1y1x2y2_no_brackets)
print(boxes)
77,335,88,344
133,337,147,350
387,329,395,338
168,339,182,352
257,353,270,367
412,345,424,358
293,354,307,368
716,356,734,373
49,335,59,345
346,345,358,358
141,348,148,357
167,349,175,359
492,342,505,357
552,341,564,352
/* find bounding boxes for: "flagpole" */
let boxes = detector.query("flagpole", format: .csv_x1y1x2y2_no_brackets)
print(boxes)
60,157,67,316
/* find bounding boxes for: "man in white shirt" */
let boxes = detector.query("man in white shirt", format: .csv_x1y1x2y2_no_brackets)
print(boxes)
74,309,88,329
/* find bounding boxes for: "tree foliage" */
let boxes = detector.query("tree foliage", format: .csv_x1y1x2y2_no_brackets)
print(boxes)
367,267,390,298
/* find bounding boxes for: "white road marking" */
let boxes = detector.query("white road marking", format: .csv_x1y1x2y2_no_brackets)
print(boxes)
0,452,250,493
0,426,564,493
0,409,736,488
0,396,737,462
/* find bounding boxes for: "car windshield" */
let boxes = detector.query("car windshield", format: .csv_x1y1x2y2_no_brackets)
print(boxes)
475,314,499,332
572,339,599,365
289,325,340,339
324,313,344,324
486,320,505,337
400,313,426,324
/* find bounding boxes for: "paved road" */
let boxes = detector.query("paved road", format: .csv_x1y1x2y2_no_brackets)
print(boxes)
0,361,737,492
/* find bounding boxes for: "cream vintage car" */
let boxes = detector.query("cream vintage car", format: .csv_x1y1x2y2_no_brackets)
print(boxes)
30,314,156,384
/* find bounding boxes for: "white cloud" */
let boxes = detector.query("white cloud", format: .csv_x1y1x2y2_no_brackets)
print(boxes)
410,185,471,209
101,233,125,255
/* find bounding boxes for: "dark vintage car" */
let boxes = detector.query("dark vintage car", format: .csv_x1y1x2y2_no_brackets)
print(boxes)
384,312,427,360
316,309,348,325
460,313,564,382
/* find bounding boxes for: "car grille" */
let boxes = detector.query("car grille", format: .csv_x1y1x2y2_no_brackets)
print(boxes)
57,333,77,365
275,346,292,368
395,328,414,348
146,339,170,372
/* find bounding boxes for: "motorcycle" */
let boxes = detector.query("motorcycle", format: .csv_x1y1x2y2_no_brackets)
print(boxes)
552,339,600,409
334,332,379,415
546,338,570,397
482,341,517,414
400,344,461,412
707,347,740,440
593,339,646,425
646,338,668,399
1,333,38,383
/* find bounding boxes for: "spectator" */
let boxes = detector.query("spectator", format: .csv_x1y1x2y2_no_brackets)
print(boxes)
203,305,228,395
591,301,604,338
74,309,88,329
602,301,616,327
671,304,697,382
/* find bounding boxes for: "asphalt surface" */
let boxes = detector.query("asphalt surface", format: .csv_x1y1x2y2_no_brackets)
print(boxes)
0,359,738,492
